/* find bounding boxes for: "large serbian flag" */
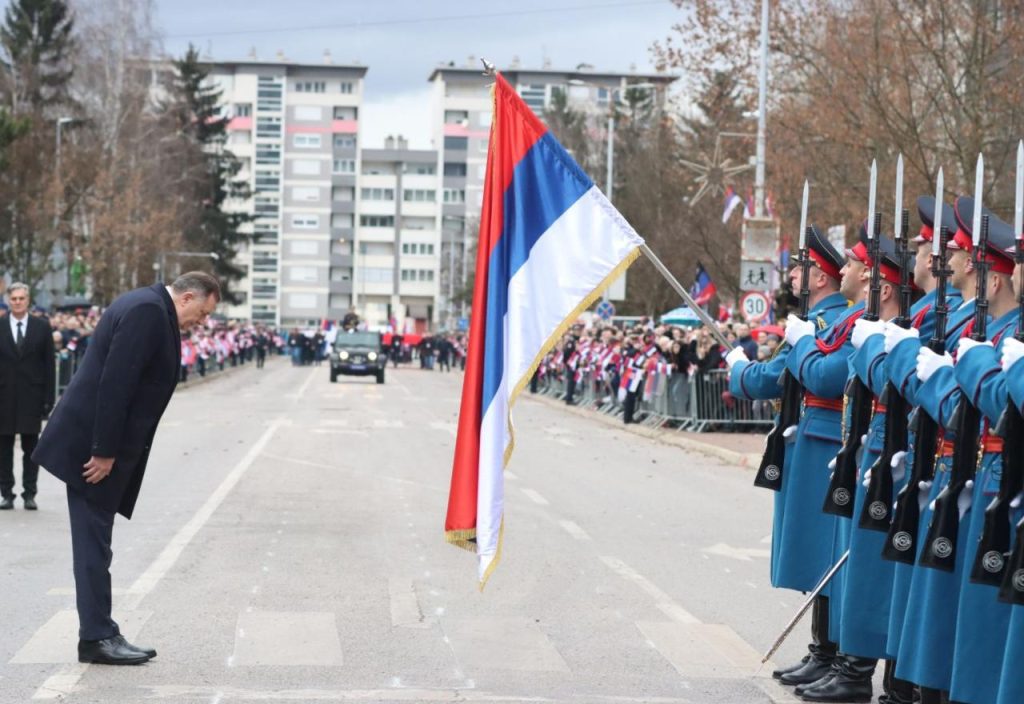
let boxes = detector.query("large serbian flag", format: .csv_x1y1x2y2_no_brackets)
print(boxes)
445,73,644,587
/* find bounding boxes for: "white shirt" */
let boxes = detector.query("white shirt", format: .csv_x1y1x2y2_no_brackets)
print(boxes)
8,312,28,343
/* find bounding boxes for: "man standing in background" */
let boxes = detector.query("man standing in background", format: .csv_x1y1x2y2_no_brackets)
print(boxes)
0,283,55,511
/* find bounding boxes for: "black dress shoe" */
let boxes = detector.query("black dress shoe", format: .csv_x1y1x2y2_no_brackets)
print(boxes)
779,654,836,685
114,634,156,658
23,497,37,510
0,497,13,510
795,673,835,697
772,653,811,679
799,657,875,703
78,637,152,665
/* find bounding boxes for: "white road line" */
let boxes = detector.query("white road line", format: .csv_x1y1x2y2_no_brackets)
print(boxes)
558,520,591,541
138,686,703,702
286,367,319,399
32,419,286,700
389,579,430,629
520,488,549,506
373,419,405,428
430,421,458,437
599,556,699,624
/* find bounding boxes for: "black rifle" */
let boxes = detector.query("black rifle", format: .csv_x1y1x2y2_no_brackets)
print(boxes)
920,214,991,571
883,226,951,562
753,226,812,491
823,213,882,517
861,210,913,530
972,229,1024,585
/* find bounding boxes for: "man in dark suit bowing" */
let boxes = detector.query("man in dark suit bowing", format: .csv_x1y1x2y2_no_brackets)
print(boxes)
33,272,220,665
0,283,56,511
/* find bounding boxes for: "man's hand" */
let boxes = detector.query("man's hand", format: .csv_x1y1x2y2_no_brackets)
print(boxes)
883,321,919,354
785,314,815,347
83,456,115,484
916,347,953,382
852,319,885,350
725,346,748,370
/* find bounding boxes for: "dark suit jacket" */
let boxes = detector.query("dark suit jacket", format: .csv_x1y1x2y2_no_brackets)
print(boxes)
33,285,181,518
0,314,56,435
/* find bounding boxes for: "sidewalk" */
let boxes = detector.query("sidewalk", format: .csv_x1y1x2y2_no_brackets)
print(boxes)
525,392,764,469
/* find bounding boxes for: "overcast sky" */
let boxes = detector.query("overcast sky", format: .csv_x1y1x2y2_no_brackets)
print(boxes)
149,0,682,148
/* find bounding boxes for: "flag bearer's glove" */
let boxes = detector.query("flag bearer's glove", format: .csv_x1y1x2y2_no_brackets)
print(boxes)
916,347,952,382
785,314,815,347
852,319,885,350
725,346,748,370
956,338,992,361
884,321,919,354
1001,337,1024,373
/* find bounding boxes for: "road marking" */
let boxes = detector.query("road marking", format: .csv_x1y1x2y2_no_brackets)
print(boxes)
46,587,128,596
10,609,152,664
312,428,369,436
443,618,570,673
430,421,458,437
232,611,343,666
520,488,549,506
558,519,590,541
140,686,704,702
320,419,349,426
702,543,772,562
286,367,320,399
599,556,699,624
373,419,405,428
32,419,286,699
389,579,430,629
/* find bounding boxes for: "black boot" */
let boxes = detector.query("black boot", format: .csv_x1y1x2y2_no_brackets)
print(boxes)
799,654,875,703
919,688,944,704
779,595,837,685
878,659,915,704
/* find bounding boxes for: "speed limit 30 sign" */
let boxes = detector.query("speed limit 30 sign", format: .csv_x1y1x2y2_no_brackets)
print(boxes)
740,291,771,322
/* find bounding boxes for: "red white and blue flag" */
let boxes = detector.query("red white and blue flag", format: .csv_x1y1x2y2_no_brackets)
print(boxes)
445,74,644,586
722,186,743,223
690,262,717,306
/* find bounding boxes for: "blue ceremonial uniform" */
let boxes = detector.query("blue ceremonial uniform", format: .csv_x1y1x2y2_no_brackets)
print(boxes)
885,289,963,658
777,301,864,595
896,299,988,691
835,294,938,659
997,357,1024,704
730,292,849,586
948,310,1018,704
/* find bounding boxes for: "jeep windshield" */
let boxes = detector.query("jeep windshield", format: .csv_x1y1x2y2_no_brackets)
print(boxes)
334,332,380,349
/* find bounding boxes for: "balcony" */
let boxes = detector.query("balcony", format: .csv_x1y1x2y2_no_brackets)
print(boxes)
331,174,356,187
331,200,355,214
329,280,353,294
329,253,353,267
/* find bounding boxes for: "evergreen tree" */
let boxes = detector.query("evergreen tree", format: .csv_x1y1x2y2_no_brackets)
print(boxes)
165,45,251,303
0,0,75,113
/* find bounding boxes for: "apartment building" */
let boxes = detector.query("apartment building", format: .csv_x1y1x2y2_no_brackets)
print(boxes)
207,58,366,329
428,62,677,308
356,138,441,332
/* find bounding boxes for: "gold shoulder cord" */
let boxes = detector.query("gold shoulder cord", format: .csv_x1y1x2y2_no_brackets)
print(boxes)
841,393,849,443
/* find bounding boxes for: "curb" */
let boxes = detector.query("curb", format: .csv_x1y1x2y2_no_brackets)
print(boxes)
524,392,762,469
178,357,277,390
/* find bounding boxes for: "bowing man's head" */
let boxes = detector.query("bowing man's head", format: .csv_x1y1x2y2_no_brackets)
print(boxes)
169,272,221,331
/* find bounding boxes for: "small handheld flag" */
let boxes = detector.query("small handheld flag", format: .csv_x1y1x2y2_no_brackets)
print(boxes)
690,263,717,306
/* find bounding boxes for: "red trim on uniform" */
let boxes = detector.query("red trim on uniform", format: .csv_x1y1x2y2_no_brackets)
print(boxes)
939,439,955,456
952,227,972,251
911,304,932,330
809,249,842,281
805,393,843,411
950,228,1014,274
815,309,865,354
981,433,1004,454
914,224,934,243
847,241,870,265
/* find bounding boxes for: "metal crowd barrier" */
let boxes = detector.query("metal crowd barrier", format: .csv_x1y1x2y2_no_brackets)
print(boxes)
532,366,773,433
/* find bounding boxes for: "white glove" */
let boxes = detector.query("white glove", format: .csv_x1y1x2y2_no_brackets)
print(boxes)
1011,492,1023,510
783,425,798,439
919,480,934,514
957,338,993,361
890,450,908,484
862,467,872,488
725,346,749,370
852,318,885,350
785,314,815,347
884,321,919,354
828,456,837,473
916,347,953,382
1001,337,1024,373
958,479,975,520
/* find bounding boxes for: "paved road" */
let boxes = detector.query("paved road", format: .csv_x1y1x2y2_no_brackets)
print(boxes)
0,359,815,703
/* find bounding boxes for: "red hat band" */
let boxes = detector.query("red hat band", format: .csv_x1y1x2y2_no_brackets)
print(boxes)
849,241,870,265
809,249,842,281
953,227,1015,274
915,224,933,243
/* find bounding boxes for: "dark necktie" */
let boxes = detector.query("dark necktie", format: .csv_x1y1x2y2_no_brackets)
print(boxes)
16,321,24,349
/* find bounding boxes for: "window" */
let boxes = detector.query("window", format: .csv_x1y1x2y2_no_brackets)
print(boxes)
235,103,252,117
361,267,393,283
406,163,436,175
403,189,436,203
294,106,322,121
418,244,435,255
256,144,281,165
332,158,355,174
597,87,610,106
257,76,283,111
254,171,280,192
402,268,435,282
288,293,318,309
443,188,465,203
519,84,546,111
360,215,394,228
253,225,278,245
291,214,319,229
444,109,469,125
288,266,318,283
292,159,321,176
254,196,279,217
293,133,322,148
333,135,357,149
360,187,394,201
333,106,357,120
339,82,354,94
256,116,281,138
252,283,277,299
444,136,468,150
331,213,353,229
230,131,251,146
290,186,319,202
290,241,319,255
294,81,326,93
443,162,467,177
253,254,278,272
401,269,410,281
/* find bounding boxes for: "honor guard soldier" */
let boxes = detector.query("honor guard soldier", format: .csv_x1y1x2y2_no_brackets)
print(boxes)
944,204,1019,704
726,226,849,685
774,232,869,699
893,195,1007,702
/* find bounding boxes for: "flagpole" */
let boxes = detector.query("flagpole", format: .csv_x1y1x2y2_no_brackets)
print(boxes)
640,245,732,348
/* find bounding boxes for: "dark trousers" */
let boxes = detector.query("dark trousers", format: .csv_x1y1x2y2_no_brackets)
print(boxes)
565,376,576,404
623,389,638,423
0,433,40,498
66,486,119,641
256,350,266,368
